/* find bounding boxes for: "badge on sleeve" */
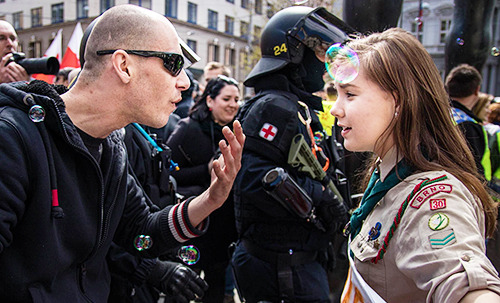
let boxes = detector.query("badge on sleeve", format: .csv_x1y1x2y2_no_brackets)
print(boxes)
430,198,446,210
428,212,449,231
410,184,453,209
429,229,456,249
259,123,278,141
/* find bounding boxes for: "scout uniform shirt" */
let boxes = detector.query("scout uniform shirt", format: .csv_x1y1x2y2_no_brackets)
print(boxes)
349,158,500,302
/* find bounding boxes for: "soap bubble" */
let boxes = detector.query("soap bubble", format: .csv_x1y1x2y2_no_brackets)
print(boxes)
491,47,500,57
456,38,464,46
29,105,45,122
325,43,360,84
178,245,200,265
134,235,153,251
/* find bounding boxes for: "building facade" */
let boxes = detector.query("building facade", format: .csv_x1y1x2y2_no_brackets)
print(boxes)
0,0,269,81
400,0,500,96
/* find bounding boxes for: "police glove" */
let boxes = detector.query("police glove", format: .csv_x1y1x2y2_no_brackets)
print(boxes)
147,260,208,303
316,187,349,234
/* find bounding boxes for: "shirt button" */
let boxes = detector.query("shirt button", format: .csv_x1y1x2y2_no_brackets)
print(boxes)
461,254,471,262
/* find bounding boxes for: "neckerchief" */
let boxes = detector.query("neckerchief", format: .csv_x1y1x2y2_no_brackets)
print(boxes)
350,159,413,238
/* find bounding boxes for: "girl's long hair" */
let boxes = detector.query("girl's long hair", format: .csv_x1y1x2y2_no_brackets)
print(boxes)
347,28,497,236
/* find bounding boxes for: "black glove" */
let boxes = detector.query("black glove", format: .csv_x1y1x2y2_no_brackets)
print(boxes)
147,260,208,303
316,187,349,234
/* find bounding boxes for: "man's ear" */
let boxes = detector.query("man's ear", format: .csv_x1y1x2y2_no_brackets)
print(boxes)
111,50,131,84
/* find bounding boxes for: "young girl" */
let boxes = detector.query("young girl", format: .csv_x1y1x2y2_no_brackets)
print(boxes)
330,28,500,302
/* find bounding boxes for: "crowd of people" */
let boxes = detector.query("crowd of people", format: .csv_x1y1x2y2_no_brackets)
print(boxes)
0,3,500,303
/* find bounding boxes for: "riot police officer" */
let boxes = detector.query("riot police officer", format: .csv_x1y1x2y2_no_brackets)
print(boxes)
231,6,353,303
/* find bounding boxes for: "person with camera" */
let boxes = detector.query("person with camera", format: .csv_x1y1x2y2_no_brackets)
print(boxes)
0,20,29,83
0,4,244,302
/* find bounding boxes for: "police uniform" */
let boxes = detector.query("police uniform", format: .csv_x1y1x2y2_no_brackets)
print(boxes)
347,150,500,302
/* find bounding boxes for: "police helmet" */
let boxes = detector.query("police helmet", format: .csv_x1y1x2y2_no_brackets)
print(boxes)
244,6,355,86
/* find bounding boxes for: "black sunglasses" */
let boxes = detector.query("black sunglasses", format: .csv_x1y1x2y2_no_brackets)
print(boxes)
96,49,184,77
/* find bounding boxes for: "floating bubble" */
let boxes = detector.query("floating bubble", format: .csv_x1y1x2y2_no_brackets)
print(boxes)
456,38,464,46
491,47,500,57
414,17,422,27
28,105,45,122
134,235,153,251
325,43,360,84
178,245,200,265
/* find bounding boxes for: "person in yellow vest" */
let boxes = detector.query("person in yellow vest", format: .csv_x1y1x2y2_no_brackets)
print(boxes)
445,64,492,182
330,28,500,302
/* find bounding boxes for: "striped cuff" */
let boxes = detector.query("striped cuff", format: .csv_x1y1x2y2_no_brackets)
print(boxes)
167,197,208,243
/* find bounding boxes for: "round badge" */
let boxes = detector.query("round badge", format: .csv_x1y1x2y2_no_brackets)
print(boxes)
428,213,449,231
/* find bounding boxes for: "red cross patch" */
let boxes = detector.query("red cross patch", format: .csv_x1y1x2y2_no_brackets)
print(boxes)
259,123,278,141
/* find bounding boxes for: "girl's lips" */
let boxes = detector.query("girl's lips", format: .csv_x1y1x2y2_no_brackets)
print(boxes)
341,127,352,137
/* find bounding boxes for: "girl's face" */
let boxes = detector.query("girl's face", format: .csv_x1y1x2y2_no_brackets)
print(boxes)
330,67,397,157
207,84,240,126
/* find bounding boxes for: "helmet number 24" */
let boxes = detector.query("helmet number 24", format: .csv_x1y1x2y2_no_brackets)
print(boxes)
274,43,288,56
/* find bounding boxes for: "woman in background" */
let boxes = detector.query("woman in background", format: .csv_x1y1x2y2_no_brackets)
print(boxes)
167,75,240,303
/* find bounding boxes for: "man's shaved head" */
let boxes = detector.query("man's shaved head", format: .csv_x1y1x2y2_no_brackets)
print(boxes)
83,4,177,78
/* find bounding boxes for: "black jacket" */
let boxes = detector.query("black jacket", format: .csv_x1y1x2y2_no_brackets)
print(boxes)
0,81,207,302
167,115,237,264
234,74,332,252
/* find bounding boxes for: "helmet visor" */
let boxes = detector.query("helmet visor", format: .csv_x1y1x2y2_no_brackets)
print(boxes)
289,8,355,62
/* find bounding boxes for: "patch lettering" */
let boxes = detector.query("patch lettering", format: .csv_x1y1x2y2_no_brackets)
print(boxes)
410,184,453,209
259,123,277,141
430,198,447,210
429,228,456,249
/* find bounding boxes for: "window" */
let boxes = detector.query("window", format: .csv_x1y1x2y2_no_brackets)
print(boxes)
255,0,262,14
13,11,23,30
129,0,151,9
411,21,423,43
100,0,114,13
225,46,235,67
240,21,249,40
253,25,262,44
440,19,451,44
166,0,178,18
188,2,197,24
31,7,42,27
225,16,234,35
226,0,234,3
241,0,249,9
51,3,64,24
208,10,218,30
208,43,219,61
187,39,197,53
29,40,42,58
77,0,88,19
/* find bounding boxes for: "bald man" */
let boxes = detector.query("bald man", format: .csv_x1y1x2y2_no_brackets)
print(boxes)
0,5,244,302
0,20,29,83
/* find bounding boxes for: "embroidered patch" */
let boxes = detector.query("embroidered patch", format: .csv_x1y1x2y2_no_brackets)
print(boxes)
430,198,447,210
259,123,278,141
429,228,456,249
410,184,453,209
428,212,450,231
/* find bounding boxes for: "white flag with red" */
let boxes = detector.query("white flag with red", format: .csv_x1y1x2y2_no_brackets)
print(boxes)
60,22,83,68
32,29,62,84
